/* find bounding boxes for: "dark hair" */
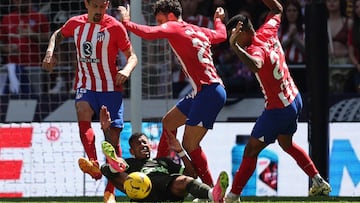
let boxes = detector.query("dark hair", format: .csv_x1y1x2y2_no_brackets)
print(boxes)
226,14,254,36
153,0,182,18
128,132,148,147
326,0,348,18
281,0,304,34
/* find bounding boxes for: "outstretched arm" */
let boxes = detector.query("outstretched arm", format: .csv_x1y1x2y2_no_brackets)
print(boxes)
118,5,174,40
263,0,283,16
42,29,63,72
210,7,227,44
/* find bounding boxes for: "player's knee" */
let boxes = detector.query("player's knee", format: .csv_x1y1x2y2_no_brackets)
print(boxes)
171,175,193,195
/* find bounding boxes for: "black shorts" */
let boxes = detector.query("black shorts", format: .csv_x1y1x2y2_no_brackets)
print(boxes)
136,173,184,202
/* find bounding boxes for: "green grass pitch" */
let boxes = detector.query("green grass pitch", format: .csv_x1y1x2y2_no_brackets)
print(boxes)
0,196,359,203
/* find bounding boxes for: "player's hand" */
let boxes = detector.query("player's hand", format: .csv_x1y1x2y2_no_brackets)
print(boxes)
214,7,225,22
118,4,130,22
116,69,130,85
42,51,57,72
229,21,243,46
100,105,111,130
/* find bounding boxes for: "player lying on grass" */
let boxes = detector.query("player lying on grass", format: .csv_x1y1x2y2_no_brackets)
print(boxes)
99,105,229,202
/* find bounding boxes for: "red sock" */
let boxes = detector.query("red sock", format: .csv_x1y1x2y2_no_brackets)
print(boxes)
156,129,177,158
105,181,115,193
285,143,318,177
78,121,97,161
115,144,122,157
189,147,213,186
231,156,257,195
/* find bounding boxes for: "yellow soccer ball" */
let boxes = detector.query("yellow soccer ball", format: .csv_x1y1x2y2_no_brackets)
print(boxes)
123,172,152,200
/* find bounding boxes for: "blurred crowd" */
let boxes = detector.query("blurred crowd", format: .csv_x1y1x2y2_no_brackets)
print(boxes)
0,0,359,98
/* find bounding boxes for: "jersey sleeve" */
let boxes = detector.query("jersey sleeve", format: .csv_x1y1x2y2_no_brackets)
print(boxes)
247,45,265,64
115,22,131,52
60,16,77,38
122,20,176,40
259,13,281,39
201,18,227,44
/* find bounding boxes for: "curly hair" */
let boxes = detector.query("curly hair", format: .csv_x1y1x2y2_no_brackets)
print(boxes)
226,14,254,35
153,0,182,18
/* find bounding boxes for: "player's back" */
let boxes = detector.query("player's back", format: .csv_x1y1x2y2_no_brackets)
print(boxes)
249,14,299,109
165,21,224,92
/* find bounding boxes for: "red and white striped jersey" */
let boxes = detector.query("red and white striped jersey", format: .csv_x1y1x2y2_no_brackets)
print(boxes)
123,18,226,94
61,14,131,92
247,14,299,109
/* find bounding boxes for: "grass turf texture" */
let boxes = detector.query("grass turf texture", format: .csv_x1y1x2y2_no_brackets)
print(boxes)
0,196,359,202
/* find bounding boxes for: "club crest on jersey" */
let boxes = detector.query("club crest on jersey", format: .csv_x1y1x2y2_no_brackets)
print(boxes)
97,32,105,42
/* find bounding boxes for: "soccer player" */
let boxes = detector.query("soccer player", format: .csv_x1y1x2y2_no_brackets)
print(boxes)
99,106,229,202
224,0,332,202
42,0,138,202
118,0,227,187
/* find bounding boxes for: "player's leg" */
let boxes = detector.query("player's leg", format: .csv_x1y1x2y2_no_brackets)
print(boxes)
183,84,226,187
277,94,331,196
279,135,331,196
171,172,229,202
226,107,281,202
182,125,213,186
75,89,102,180
225,137,266,203
157,106,186,158
101,164,128,192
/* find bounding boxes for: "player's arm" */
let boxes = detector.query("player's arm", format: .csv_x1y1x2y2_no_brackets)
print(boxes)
42,28,64,72
116,45,138,85
263,0,283,16
229,22,263,73
208,7,227,44
118,5,171,40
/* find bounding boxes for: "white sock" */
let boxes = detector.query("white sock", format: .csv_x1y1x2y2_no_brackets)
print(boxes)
226,192,239,199
109,165,118,173
312,174,323,186
208,189,213,200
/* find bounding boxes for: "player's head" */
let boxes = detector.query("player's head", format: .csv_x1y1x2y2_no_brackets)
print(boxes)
226,14,255,47
85,0,110,23
153,0,182,25
129,133,151,159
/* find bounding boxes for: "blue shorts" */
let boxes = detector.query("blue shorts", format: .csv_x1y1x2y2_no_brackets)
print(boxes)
251,93,303,144
75,88,124,129
176,83,226,129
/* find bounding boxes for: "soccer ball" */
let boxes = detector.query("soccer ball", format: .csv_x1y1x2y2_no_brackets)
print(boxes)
123,172,152,200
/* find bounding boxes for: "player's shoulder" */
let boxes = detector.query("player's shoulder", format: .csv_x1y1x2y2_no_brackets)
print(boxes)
103,14,126,29
161,20,183,29
67,14,87,23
